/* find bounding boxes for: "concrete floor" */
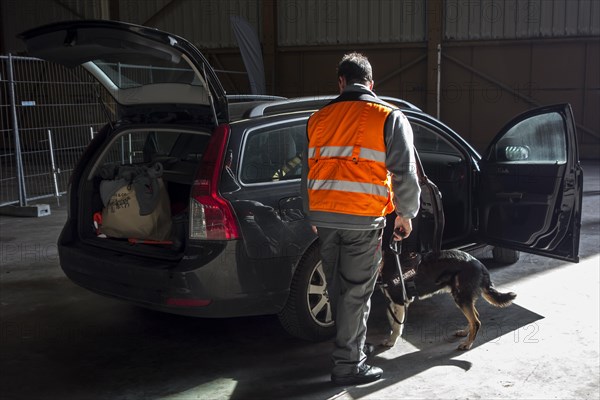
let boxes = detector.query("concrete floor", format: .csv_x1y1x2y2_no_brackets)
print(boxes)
1,162,598,400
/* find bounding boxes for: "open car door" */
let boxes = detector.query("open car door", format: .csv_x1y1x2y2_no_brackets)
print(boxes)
479,104,582,262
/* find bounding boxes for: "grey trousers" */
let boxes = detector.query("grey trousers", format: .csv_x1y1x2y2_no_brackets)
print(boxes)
317,227,383,375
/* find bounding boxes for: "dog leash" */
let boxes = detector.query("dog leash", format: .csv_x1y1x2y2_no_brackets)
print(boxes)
386,300,408,326
385,228,412,326
388,229,412,302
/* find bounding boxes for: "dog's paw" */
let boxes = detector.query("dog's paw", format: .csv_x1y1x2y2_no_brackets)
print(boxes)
457,341,473,351
454,329,468,337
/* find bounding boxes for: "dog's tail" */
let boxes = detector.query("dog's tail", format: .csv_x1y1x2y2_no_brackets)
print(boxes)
483,286,517,307
481,269,516,307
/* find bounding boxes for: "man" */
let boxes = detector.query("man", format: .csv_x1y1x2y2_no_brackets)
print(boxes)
301,53,421,385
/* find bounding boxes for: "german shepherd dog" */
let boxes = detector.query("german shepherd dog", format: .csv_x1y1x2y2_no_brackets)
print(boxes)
380,249,517,350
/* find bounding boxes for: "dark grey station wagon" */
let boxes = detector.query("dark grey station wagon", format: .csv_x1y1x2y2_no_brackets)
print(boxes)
20,20,582,341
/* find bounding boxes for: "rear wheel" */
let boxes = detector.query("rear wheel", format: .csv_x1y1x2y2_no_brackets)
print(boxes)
278,245,336,341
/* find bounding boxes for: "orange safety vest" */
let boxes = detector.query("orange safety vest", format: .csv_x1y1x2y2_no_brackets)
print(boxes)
307,93,395,217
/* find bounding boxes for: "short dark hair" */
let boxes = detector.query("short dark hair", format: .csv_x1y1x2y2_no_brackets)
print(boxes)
337,52,373,84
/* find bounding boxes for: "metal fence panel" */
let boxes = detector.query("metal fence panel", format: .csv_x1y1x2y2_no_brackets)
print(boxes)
1,55,23,206
0,55,114,207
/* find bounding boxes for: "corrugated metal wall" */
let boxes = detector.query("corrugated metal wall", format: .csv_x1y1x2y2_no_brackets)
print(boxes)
445,0,600,40
115,0,261,49
2,0,598,158
277,0,426,45
275,0,600,45
4,0,598,51
2,0,260,52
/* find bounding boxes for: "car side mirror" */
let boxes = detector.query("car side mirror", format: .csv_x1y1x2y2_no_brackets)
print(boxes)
502,145,530,161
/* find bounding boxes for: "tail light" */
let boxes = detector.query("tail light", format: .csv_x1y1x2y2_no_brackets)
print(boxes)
190,124,240,240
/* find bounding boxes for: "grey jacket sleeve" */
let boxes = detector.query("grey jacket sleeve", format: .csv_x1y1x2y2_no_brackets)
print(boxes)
384,110,421,219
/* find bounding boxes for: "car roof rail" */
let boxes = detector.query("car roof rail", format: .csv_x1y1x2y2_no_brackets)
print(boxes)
246,96,335,118
380,96,422,112
227,94,289,121
226,94,287,103
246,95,421,118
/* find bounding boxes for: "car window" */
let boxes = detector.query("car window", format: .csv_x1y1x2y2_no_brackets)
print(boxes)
94,60,198,89
98,131,181,166
411,122,461,156
98,131,150,166
96,130,211,170
491,112,566,163
240,122,306,184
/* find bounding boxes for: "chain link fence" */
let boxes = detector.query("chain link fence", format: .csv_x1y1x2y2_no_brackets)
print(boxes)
1,54,114,207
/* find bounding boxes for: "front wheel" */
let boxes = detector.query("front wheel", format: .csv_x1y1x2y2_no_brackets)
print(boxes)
278,245,336,341
492,247,520,264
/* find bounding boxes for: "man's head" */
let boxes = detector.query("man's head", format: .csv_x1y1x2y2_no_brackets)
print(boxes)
337,52,374,92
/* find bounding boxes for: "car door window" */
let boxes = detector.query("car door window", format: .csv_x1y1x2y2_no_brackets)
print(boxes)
489,112,566,163
412,123,461,156
240,122,306,184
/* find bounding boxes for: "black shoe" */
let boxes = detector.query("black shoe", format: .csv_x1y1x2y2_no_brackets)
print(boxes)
331,364,383,386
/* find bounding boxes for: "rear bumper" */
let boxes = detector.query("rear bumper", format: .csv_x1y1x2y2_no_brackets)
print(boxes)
58,240,289,318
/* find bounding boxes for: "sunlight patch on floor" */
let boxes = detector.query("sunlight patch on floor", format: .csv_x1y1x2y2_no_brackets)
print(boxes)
161,378,237,400
326,390,353,400
376,342,421,359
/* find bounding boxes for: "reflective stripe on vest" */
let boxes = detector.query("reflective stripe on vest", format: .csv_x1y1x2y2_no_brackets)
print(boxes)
307,97,395,217
309,146,386,162
308,179,389,197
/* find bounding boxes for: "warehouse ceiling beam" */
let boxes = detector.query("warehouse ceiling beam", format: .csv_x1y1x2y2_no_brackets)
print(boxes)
51,0,85,20
143,0,184,27
377,54,426,87
444,53,600,141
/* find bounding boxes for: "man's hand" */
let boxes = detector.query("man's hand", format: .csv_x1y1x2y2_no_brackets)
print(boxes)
393,215,412,240
312,225,318,234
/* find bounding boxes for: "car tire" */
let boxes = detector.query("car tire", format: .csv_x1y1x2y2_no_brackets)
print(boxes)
492,247,520,264
278,244,336,341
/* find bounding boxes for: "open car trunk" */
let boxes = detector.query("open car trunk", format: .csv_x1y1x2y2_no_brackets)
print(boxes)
78,126,211,259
